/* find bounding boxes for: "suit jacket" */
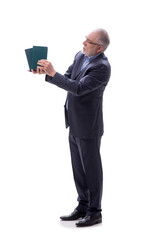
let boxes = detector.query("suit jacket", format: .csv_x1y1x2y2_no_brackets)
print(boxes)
45,51,111,139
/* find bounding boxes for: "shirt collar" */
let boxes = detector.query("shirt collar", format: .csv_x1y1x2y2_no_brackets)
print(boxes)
84,52,102,62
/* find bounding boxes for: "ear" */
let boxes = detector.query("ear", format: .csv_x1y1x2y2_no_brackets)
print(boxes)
97,45,103,53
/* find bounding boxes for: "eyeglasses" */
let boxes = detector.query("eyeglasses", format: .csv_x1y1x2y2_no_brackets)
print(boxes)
85,36,102,46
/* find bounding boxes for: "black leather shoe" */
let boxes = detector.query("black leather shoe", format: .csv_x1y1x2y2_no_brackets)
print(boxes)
76,213,102,227
60,209,86,221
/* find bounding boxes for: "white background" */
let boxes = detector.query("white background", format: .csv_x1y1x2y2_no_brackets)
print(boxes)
0,0,160,239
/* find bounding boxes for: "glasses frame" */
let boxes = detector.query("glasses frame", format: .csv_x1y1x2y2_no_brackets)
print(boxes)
85,36,102,46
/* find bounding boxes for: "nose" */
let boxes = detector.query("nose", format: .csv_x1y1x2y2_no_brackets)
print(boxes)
83,39,87,46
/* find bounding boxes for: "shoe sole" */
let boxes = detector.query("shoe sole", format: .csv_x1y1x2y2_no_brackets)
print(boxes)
76,218,102,227
60,215,86,221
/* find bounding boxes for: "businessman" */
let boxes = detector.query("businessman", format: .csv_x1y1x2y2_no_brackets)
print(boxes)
32,28,111,227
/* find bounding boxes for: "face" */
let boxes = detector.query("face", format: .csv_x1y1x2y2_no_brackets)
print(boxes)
83,31,103,57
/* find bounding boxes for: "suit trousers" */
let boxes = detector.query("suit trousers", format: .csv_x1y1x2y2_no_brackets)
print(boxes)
69,133,103,215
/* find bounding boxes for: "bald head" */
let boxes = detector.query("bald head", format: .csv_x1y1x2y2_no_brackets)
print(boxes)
93,28,110,51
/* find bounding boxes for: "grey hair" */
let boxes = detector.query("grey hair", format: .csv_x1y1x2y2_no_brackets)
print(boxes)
95,28,110,51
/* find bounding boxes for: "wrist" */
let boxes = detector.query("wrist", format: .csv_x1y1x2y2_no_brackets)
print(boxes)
50,71,56,77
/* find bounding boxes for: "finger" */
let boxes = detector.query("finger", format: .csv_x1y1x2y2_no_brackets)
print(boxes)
38,59,48,65
31,69,37,74
39,59,48,62
37,66,41,73
37,66,46,74
37,62,46,67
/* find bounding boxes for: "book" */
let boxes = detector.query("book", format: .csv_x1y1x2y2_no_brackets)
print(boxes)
25,46,48,71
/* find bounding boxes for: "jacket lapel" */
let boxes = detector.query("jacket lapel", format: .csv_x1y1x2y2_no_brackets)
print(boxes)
72,52,104,80
72,55,84,79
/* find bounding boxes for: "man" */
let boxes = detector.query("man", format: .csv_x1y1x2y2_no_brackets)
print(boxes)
32,28,111,227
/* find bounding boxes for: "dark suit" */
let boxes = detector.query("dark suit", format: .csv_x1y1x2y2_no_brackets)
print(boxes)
45,51,111,215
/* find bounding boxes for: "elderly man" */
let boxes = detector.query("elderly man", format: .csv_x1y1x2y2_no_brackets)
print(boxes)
32,28,111,227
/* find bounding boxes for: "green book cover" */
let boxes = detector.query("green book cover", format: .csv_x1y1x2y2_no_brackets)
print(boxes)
32,46,48,70
25,46,48,71
25,48,33,71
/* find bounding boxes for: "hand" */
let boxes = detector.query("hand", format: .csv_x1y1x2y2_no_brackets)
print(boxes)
37,59,56,77
31,68,45,74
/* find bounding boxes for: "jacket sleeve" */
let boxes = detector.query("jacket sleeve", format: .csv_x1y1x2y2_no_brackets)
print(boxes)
45,64,110,96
